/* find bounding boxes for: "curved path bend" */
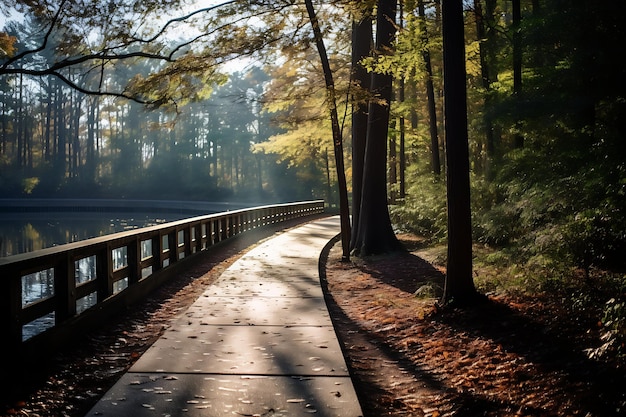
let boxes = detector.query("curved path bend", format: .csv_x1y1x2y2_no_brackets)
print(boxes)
86,215,363,417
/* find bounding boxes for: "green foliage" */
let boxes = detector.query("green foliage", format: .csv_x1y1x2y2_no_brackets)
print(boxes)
390,174,447,242
0,32,16,57
397,128,626,290
464,40,483,78
21,177,39,194
127,55,228,110
361,7,441,83
384,0,626,317
413,282,442,299
481,136,626,272
586,297,626,360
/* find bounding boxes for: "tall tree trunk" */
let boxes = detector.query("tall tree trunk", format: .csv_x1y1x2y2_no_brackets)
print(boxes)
397,87,406,199
55,82,67,181
405,72,419,199
352,0,402,256
418,0,442,176
397,1,406,199
512,0,523,148
441,0,477,305
304,0,351,260
349,6,373,251
389,119,397,203
95,95,102,179
71,92,82,179
86,96,97,183
16,73,24,168
255,153,263,193
1,95,7,155
44,89,52,162
399,113,406,198
474,0,496,178
324,148,332,205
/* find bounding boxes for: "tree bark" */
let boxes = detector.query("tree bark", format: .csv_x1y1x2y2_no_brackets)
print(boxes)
473,0,496,178
512,0,524,148
441,0,477,305
349,7,373,251
418,0,441,176
352,0,402,257
304,0,351,260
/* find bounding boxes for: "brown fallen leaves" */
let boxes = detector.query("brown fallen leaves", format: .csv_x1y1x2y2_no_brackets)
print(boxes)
322,235,626,417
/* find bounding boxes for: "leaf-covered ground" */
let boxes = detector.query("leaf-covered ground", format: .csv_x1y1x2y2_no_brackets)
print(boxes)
322,235,626,416
2,225,625,417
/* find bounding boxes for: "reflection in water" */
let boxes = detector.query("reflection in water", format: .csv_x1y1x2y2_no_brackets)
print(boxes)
1,210,205,340
0,212,187,257
21,267,54,306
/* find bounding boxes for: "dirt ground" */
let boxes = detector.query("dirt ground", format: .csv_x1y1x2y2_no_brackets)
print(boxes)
2,220,625,417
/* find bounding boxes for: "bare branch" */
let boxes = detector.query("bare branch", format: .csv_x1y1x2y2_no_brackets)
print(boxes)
50,70,153,105
129,0,239,45
0,0,299,106
0,0,67,70
0,50,174,78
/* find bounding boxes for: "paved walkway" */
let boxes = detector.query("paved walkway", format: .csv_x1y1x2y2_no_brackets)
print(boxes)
86,216,364,417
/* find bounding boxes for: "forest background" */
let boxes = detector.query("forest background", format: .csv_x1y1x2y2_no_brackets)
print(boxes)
1,0,625,357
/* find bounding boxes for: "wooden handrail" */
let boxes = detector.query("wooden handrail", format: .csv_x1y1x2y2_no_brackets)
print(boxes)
0,201,325,356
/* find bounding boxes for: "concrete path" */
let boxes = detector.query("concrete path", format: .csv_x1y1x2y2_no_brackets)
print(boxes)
86,216,364,417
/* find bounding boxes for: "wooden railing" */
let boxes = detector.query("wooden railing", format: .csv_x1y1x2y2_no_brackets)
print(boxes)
1,201,325,356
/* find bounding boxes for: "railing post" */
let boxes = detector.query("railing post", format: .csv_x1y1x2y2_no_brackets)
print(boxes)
96,246,111,302
194,223,204,252
235,214,240,234
151,235,162,273
168,230,177,264
221,217,228,240
55,252,75,322
4,266,22,346
182,228,187,258
105,243,115,296
212,218,220,244
158,233,168,267
208,219,215,245
128,239,141,285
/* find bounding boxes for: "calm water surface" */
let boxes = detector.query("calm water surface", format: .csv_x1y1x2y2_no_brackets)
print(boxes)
0,211,189,257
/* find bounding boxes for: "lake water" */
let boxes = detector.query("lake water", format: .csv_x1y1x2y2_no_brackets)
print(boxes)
0,211,189,258
0,199,260,257
1,210,194,340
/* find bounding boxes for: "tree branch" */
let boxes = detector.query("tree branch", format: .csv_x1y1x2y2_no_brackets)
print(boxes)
0,0,297,107
129,0,239,45
0,0,67,70
52,70,152,104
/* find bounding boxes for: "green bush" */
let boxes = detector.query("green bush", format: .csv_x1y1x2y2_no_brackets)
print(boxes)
586,297,626,360
389,175,447,242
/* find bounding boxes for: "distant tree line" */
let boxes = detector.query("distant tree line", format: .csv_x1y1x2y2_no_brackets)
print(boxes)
0,1,343,203
0,49,331,202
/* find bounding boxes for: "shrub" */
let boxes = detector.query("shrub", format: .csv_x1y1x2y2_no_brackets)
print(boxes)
389,175,448,242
